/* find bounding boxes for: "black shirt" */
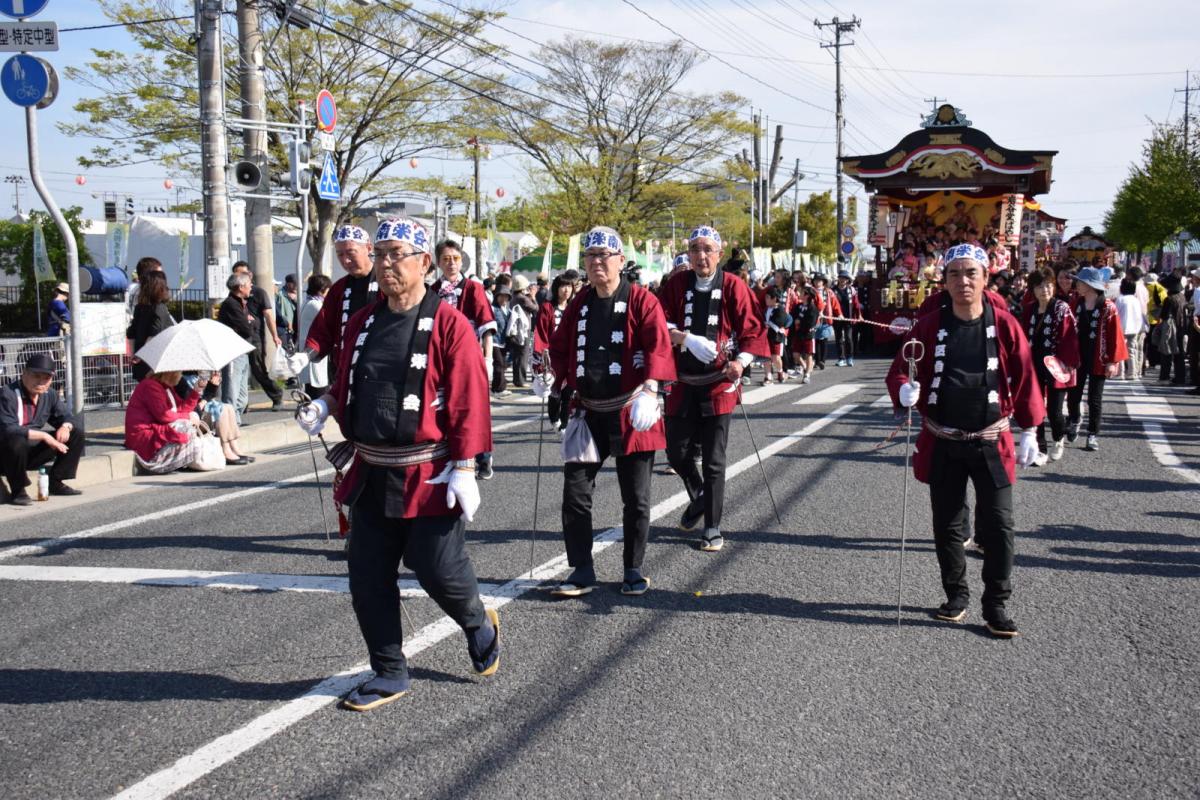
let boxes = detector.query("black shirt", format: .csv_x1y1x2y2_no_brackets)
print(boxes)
246,285,271,343
346,275,374,319
679,288,713,374
939,313,989,431
581,290,620,400
218,296,254,343
351,303,421,445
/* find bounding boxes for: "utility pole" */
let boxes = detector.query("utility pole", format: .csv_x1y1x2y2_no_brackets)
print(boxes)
815,15,861,265
470,137,482,277
198,0,231,301
5,174,25,214
792,159,802,256
237,1,274,298
1175,71,1194,163
751,109,761,247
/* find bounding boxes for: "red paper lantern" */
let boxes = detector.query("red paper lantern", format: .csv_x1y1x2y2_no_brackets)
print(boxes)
409,158,419,169
74,175,86,186
495,187,506,198
163,179,174,190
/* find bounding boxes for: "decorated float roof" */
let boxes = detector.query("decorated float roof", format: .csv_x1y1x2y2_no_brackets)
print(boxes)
841,104,1057,200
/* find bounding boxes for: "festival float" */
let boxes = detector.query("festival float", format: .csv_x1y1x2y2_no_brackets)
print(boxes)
840,103,1058,340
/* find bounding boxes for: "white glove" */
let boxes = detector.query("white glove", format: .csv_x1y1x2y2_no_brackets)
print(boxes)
898,381,920,408
295,396,329,435
630,389,660,432
532,373,552,398
682,332,719,364
1016,429,1039,468
287,352,310,376
426,464,481,521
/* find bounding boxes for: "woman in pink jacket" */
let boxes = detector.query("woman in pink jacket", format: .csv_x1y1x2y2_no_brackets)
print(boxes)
124,370,203,474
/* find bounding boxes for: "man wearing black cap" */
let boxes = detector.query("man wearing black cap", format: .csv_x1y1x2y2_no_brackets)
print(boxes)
0,354,84,505
833,271,862,366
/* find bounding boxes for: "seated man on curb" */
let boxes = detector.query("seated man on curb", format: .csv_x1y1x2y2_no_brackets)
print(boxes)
0,354,84,505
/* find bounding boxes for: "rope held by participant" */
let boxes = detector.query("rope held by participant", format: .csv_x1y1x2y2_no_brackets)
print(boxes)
895,338,925,629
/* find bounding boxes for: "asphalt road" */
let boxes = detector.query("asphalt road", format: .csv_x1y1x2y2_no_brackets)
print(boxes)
1,358,1197,800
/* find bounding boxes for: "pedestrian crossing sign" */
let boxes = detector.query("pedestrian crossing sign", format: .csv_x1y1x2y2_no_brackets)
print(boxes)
316,151,340,201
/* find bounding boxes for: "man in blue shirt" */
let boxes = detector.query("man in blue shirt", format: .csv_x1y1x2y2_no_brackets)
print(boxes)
46,283,70,337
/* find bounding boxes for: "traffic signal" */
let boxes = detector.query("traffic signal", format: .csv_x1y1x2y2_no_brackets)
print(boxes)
288,138,313,196
103,200,117,222
125,196,135,219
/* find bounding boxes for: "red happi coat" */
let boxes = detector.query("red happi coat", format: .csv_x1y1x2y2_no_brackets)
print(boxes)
813,286,842,323
658,269,771,416
303,274,382,365
917,288,1008,318
885,306,1044,487
329,298,493,518
1024,299,1080,390
534,300,566,355
1076,298,1129,376
548,282,676,454
431,275,497,339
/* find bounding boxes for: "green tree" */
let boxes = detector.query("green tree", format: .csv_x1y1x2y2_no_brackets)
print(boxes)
740,191,839,259
0,208,95,332
483,37,751,236
62,0,501,269
1104,121,1200,262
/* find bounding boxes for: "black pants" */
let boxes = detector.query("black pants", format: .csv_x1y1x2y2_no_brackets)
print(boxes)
547,386,574,431
665,400,731,530
856,321,873,355
1035,374,1067,449
928,440,1014,613
815,338,827,367
834,321,855,360
1067,372,1106,435
1,426,85,492
562,410,654,571
491,346,507,393
348,483,487,681
1189,329,1200,386
508,339,529,387
248,345,282,404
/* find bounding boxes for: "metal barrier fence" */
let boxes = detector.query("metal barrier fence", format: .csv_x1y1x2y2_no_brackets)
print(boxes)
0,335,137,411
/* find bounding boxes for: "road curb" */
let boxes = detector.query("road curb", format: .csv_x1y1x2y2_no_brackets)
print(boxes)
41,418,344,491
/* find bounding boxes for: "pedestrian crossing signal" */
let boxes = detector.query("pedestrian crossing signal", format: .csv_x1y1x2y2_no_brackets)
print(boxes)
289,138,312,196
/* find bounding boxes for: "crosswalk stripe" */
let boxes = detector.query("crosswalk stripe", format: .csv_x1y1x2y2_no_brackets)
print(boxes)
794,383,865,405
740,381,802,405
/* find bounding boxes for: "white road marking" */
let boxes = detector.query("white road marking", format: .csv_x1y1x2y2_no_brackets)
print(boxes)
110,403,860,800
0,469,337,562
492,414,541,432
0,564,501,598
1123,384,1200,485
794,383,864,405
0,415,541,562
871,394,893,408
740,381,803,405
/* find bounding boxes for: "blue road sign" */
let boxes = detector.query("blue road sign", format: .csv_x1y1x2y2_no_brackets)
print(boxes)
1,52,47,106
840,240,855,256
316,151,340,201
0,0,50,21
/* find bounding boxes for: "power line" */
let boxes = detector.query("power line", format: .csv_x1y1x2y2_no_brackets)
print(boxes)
618,0,833,113
60,15,191,33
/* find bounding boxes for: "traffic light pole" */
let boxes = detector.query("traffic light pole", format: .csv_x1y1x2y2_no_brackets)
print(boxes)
236,0,275,300
198,0,232,299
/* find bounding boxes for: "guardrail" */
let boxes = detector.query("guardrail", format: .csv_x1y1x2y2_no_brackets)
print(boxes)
0,335,136,411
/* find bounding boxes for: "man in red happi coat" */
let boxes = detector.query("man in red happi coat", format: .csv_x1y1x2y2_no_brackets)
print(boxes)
657,225,768,552
296,217,499,711
886,244,1043,638
288,224,380,382
429,238,499,479
541,225,676,597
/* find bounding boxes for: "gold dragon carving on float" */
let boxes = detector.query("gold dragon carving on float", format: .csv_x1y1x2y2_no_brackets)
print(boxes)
907,151,980,179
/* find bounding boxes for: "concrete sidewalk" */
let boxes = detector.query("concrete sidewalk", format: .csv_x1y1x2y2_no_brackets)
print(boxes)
42,390,319,491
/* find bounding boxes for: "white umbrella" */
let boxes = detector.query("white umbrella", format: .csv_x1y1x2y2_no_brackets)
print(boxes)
134,318,255,373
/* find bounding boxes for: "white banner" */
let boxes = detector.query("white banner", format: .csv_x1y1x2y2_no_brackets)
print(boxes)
32,219,55,282
997,193,1025,248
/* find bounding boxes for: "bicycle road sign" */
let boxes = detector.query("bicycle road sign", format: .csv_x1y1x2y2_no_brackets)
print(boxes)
2,52,47,106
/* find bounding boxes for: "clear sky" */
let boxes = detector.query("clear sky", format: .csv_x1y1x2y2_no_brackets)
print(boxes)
5,0,1198,241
